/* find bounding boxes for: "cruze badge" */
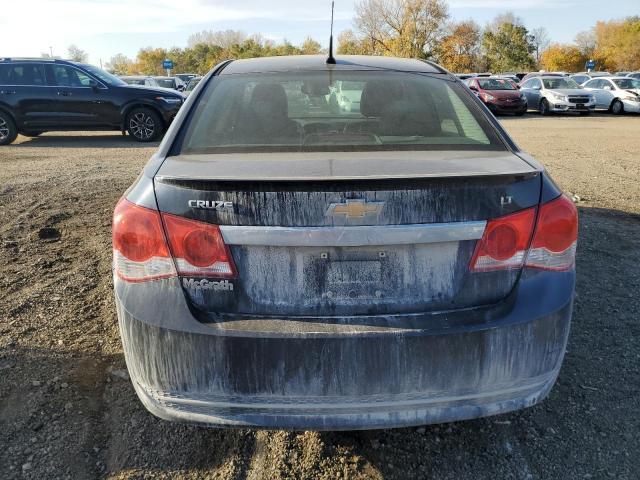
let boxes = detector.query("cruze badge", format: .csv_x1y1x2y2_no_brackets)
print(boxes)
188,200,233,212
326,199,384,224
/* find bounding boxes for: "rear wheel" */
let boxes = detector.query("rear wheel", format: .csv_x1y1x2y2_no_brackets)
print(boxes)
539,99,551,116
610,99,624,115
126,107,163,142
0,111,18,146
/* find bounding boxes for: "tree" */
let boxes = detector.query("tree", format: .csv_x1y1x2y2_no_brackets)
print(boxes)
134,47,168,75
593,17,640,71
106,53,134,75
337,29,374,55
435,20,480,72
540,44,586,72
482,19,535,72
353,0,449,58
67,44,88,63
301,37,322,55
530,27,550,66
187,29,247,48
574,29,596,58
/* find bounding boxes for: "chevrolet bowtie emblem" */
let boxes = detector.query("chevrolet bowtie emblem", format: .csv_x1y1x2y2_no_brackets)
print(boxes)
326,199,384,219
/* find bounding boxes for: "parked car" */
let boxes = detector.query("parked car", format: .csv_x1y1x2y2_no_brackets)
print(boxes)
175,73,198,83
0,58,184,145
582,76,640,114
569,72,611,86
465,76,527,115
120,75,161,88
113,55,577,430
520,76,595,115
454,73,476,80
627,72,640,80
153,76,186,91
184,76,202,94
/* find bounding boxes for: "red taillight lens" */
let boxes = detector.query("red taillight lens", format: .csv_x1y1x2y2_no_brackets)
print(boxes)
470,207,536,272
526,195,578,271
162,213,237,278
112,199,176,282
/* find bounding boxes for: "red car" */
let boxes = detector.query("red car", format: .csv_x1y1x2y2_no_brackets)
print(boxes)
466,77,527,116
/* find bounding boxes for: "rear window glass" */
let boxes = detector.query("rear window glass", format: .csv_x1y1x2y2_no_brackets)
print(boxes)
0,63,46,86
179,71,503,154
156,78,175,89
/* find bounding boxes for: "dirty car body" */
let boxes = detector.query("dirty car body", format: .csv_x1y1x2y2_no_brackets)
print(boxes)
113,55,577,430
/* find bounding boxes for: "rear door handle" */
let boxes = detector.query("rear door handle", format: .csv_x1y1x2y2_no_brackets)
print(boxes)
57,91,72,96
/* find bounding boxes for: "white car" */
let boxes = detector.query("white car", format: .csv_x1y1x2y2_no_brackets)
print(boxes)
582,77,640,114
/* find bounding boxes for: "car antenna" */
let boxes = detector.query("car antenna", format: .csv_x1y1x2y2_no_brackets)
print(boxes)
326,1,336,64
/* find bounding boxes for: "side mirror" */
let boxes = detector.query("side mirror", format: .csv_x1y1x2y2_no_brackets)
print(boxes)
533,85,541,90
603,85,612,91
88,79,99,91
177,85,185,92
469,85,477,91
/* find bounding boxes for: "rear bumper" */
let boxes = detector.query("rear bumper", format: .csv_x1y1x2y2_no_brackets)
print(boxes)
115,269,573,430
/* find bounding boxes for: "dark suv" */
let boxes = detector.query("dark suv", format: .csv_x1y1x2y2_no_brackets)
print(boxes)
0,58,184,145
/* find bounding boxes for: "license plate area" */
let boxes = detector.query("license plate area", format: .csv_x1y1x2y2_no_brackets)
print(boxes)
304,248,393,300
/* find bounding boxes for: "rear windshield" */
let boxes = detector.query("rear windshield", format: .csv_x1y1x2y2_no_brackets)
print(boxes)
156,78,176,89
478,78,516,90
179,71,504,154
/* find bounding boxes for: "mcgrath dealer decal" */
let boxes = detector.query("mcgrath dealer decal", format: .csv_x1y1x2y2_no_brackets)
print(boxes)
183,278,234,292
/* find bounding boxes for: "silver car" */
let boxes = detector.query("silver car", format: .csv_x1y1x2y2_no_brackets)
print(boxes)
582,77,640,114
520,76,595,115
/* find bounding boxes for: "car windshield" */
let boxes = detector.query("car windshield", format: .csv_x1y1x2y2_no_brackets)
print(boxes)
613,78,640,89
542,78,579,89
186,78,202,91
179,71,503,154
82,64,126,86
155,78,176,88
477,78,516,90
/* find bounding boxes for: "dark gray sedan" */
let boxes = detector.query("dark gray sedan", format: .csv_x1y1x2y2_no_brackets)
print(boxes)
113,55,577,430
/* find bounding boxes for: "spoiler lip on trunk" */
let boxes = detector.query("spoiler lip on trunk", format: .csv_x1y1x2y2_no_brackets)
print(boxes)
154,151,540,182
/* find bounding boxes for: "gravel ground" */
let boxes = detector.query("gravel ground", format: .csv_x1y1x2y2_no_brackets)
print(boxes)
0,114,639,479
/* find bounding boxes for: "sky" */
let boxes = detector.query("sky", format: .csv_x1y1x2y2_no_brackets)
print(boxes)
1,0,638,66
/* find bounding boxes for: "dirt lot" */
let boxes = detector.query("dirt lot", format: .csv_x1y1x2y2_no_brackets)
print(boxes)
1,114,639,479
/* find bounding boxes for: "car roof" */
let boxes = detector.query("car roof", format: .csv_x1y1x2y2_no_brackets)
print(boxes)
220,55,446,75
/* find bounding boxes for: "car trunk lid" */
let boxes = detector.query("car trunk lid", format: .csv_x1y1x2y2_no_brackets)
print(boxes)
154,151,540,317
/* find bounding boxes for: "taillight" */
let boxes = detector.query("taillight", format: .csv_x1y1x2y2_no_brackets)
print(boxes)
526,195,578,271
470,207,536,272
112,199,176,282
162,213,237,278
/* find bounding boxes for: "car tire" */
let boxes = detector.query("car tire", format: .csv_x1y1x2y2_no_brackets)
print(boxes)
126,107,163,142
540,99,551,116
610,99,624,115
0,111,18,146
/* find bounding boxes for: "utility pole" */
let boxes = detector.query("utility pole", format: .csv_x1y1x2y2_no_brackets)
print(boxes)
49,46,53,58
